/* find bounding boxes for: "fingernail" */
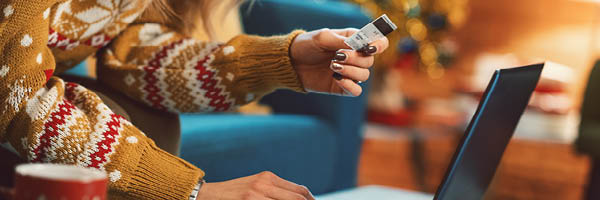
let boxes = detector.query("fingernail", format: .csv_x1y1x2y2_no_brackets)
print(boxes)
332,72,343,80
333,52,347,62
365,46,377,54
359,46,377,55
331,63,344,71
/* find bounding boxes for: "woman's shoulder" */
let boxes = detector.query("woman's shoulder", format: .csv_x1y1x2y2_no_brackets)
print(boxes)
48,0,151,50
45,0,152,69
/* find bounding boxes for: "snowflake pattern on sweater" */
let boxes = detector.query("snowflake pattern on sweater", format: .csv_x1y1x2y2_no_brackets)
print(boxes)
0,0,304,199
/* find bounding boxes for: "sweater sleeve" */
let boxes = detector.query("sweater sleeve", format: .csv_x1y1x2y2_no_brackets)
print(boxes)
96,23,306,113
0,2,203,199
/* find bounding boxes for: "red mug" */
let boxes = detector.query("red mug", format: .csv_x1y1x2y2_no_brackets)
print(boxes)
10,164,108,200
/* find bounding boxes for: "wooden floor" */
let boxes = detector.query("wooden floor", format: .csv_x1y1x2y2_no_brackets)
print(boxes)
357,125,591,200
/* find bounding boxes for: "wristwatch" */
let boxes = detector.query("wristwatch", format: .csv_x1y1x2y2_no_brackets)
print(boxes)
189,179,206,200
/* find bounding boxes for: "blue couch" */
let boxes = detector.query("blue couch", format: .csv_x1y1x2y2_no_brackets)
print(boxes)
67,0,372,195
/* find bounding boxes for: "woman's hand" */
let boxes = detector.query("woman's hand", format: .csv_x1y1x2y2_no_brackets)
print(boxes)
290,28,389,96
196,171,314,200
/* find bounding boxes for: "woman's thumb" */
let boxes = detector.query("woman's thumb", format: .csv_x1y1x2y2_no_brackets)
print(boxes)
314,29,352,51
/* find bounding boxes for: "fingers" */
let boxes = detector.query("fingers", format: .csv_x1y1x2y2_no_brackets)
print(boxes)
314,28,389,53
334,49,374,68
330,48,372,97
363,37,389,55
254,171,314,200
334,77,363,97
314,28,351,51
331,28,359,37
269,174,314,200
330,62,370,82
265,186,308,200
313,28,390,97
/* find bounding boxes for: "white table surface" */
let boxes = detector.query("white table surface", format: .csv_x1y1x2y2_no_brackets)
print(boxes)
317,185,434,200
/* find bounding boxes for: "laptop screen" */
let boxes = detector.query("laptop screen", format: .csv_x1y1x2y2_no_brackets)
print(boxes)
434,64,544,200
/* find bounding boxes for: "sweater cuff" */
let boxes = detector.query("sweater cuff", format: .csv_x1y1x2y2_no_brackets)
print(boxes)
125,143,204,199
236,30,306,93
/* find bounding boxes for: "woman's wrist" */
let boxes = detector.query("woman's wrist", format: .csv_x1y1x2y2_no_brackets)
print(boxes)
189,179,206,200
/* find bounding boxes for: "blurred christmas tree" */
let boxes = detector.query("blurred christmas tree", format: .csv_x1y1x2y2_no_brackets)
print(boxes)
346,0,468,78
346,0,469,126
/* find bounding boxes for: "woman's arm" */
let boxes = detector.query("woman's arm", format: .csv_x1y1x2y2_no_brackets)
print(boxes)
96,24,387,113
97,23,305,113
0,1,203,199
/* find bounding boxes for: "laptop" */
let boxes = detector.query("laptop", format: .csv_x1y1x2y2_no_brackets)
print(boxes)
319,63,544,200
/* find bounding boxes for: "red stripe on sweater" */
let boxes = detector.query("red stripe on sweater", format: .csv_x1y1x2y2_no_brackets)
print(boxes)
65,82,78,101
194,55,231,111
86,114,125,169
64,82,126,169
47,29,112,50
83,34,112,48
31,99,76,162
141,40,184,111
47,29,75,50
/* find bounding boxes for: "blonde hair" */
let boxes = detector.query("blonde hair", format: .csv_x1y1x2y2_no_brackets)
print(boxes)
144,0,243,38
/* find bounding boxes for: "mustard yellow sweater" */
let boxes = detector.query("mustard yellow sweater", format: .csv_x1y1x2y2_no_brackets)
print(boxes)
0,0,304,199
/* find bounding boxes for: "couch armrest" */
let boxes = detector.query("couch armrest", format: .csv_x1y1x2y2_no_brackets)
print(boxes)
241,0,372,191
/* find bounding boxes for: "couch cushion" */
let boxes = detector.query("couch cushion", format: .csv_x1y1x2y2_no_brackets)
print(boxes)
62,61,89,77
179,114,337,194
242,0,372,191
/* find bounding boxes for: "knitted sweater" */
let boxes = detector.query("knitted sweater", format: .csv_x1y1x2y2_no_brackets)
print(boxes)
0,0,304,199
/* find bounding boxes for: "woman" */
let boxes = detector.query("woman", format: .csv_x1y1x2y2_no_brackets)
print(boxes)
0,0,388,199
